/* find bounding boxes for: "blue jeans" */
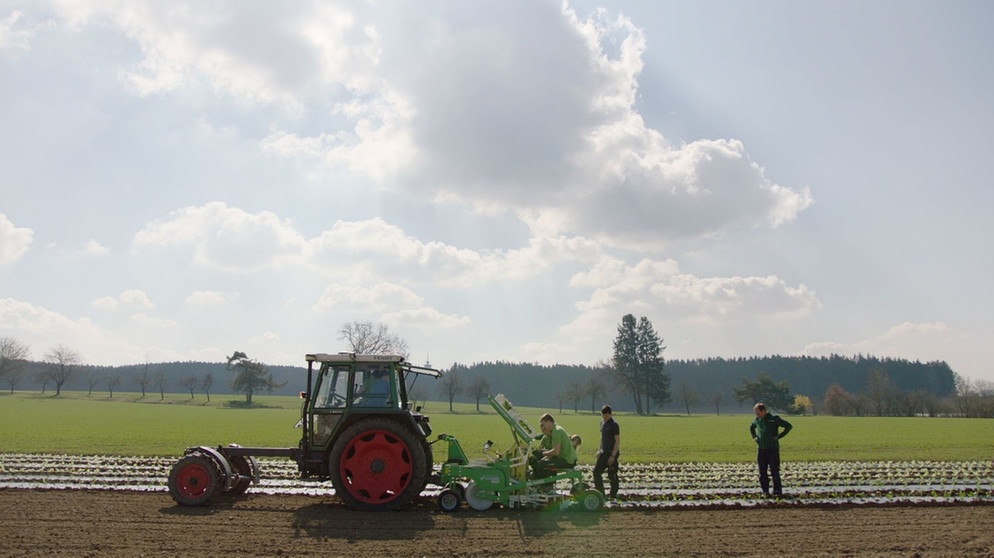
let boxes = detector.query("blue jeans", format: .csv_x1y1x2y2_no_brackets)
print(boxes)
757,448,782,495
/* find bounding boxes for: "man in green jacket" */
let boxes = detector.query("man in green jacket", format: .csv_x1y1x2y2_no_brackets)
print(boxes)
531,413,577,478
749,402,792,497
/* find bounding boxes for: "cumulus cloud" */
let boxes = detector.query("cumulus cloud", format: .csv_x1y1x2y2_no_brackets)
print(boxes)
184,290,240,307
91,289,154,311
314,282,469,329
0,214,32,266
0,8,53,55
363,3,813,247
309,217,601,285
51,2,810,251
132,202,307,273
80,239,110,257
0,297,104,357
4,2,833,371
564,257,820,342
802,322,956,362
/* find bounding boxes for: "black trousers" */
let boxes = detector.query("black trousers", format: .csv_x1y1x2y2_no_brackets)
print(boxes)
593,452,620,498
757,448,782,495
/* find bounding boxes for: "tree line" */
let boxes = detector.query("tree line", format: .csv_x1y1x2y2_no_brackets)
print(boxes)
2,315,991,417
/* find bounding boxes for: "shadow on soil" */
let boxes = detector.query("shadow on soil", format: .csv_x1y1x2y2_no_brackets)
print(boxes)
289,502,436,541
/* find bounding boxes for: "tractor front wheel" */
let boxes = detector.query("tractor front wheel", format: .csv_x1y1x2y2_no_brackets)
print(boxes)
437,487,462,512
575,489,605,512
168,453,221,506
329,418,428,511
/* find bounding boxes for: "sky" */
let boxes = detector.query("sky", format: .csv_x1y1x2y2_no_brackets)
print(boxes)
1,1,992,385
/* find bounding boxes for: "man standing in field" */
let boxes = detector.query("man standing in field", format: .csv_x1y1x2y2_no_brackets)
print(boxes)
594,405,621,501
749,402,792,497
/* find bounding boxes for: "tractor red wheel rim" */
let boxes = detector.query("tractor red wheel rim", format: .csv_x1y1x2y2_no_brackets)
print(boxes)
339,429,413,504
176,462,212,498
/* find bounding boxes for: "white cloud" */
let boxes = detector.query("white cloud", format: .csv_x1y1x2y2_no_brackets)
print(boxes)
184,290,240,307
310,217,602,287
80,239,110,257
248,331,280,345
802,322,958,363
0,214,33,266
91,289,153,311
563,257,820,344
382,307,471,330
129,312,178,328
0,298,110,361
36,2,812,253
314,282,422,313
354,4,813,248
0,8,53,55
4,1,988,385
132,202,307,273
313,282,469,331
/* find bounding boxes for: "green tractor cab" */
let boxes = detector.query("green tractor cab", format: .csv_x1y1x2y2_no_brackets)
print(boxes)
434,394,605,512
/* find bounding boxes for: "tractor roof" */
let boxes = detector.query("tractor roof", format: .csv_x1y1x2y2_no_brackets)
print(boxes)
306,352,442,377
307,352,405,364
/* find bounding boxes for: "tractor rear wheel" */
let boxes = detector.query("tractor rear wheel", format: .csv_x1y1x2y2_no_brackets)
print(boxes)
329,418,428,511
419,439,434,494
168,453,221,506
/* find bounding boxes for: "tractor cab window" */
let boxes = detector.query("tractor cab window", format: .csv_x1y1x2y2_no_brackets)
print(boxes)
353,364,393,407
314,364,350,409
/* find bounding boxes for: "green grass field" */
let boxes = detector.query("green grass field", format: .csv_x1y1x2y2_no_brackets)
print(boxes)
2,391,992,462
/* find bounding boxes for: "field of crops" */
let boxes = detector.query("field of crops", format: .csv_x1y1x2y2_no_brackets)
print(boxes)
3,393,992,510
2,453,991,509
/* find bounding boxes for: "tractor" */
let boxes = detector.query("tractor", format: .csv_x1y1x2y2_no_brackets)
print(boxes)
433,394,605,512
167,352,441,511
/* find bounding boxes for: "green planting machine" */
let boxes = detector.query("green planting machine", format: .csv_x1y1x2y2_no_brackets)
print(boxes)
433,394,605,512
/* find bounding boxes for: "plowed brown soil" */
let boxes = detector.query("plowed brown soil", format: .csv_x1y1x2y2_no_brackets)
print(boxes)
1,490,992,557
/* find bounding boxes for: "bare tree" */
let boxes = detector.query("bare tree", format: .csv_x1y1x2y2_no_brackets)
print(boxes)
565,379,584,413
866,367,896,416
36,370,50,393
468,376,490,412
437,369,462,412
0,336,31,393
105,374,122,398
554,388,567,413
200,372,214,403
179,376,199,399
154,369,167,401
678,380,699,415
338,321,408,357
585,374,609,413
135,361,153,398
42,344,83,396
84,371,102,396
711,392,723,416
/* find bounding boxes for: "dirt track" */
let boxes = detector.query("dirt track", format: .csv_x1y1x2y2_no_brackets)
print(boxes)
1,490,992,557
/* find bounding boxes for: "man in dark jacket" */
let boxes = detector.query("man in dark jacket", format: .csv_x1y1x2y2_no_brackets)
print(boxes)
593,405,621,500
749,402,792,497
